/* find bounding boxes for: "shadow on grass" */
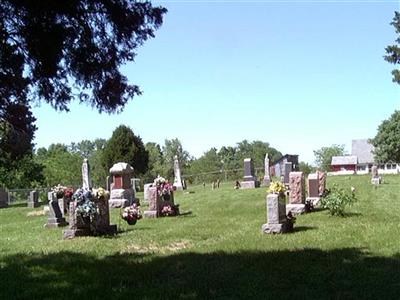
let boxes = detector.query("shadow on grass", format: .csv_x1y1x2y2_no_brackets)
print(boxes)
292,226,317,233
0,248,399,299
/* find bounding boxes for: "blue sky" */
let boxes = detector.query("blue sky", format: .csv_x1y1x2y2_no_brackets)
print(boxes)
32,0,400,164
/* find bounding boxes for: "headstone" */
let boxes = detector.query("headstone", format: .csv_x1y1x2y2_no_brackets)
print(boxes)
143,187,161,218
173,155,184,190
283,162,292,185
0,188,9,208
262,153,271,186
45,193,68,228
63,202,91,238
240,158,259,189
108,162,135,208
306,173,320,206
82,158,91,190
317,171,327,196
371,165,381,185
94,196,117,235
261,193,290,234
143,183,153,202
27,190,40,208
287,172,306,215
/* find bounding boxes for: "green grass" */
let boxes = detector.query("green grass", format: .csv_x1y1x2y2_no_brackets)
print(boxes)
0,175,399,299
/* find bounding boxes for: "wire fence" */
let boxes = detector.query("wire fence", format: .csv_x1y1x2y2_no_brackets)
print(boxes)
7,188,51,205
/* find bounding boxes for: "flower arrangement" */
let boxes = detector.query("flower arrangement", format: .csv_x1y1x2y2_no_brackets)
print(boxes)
268,181,286,194
51,184,67,198
160,202,180,217
92,187,110,202
72,188,98,224
153,175,175,201
64,187,74,199
121,203,142,225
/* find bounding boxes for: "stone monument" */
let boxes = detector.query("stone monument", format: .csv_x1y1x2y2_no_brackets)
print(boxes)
261,193,290,234
28,190,40,208
283,162,292,185
173,155,184,190
262,153,271,186
371,165,381,185
240,158,259,189
108,162,135,208
0,188,9,208
317,171,326,196
306,173,320,207
45,192,68,228
82,158,91,190
143,183,153,202
143,187,161,218
286,172,306,215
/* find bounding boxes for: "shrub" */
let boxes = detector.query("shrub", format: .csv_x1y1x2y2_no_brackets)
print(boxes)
320,184,356,216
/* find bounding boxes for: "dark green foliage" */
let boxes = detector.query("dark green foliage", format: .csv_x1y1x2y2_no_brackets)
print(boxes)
313,145,345,172
162,138,192,180
142,142,165,184
299,161,315,176
370,110,400,163
320,184,357,216
384,11,400,84
101,125,149,176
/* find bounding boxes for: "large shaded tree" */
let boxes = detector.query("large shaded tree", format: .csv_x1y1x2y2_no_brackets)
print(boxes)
313,145,345,172
370,110,400,163
101,125,148,176
384,11,400,84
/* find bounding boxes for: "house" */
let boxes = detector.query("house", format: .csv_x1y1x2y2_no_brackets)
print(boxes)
331,155,357,175
270,154,299,177
351,139,374,174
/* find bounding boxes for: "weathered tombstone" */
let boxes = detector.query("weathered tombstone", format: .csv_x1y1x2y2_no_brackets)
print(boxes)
143,183,153,202
371,165,382,185
63,201,91,238
261,193,290,234
143,187,161,218
262,153,271,186
173,155,184,190
287,172,306,215
82,158,91,190
108,162,135,208
27,190,40,208
94,196,117,235
306,173,319,207
283,162,292,185
317,171,327,196
0,188,9,208
45,193,68,228
240,158,259,189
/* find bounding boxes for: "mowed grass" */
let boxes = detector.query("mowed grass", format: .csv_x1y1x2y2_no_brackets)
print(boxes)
0,175,399,299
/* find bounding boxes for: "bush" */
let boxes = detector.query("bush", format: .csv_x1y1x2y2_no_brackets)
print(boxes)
320,184,356,216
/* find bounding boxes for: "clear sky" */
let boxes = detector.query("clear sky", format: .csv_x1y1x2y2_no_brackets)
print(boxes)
32,0,400,164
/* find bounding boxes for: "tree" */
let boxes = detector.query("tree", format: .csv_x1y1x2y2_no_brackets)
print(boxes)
142,142,164,183
313,145,345,172
299,161,315,176
370,110,400,162
101,125,148,176
384,11,400,84
0,1,167,176
189,148,222,183
162,138,192,180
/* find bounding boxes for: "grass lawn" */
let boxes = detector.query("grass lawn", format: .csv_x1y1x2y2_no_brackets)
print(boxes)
0,175,399,299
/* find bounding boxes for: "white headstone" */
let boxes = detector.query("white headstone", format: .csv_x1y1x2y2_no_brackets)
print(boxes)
173,155,184,190
82,158,91,190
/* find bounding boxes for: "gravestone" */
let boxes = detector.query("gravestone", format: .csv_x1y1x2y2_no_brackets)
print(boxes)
45,193,67,228
82,158,91,190
173,155,184,190
108,162,135,208
95,197,117,235
28,190,40,208
317,171,327,196
262,153,271,186
371,165,381,185
143,183,153,202
0,188,9,208
240,158,259,189
306,173,320,206
63,202,91,238
261,193,290,234
283,162,292,185
143,187,161,218
286,172,306,215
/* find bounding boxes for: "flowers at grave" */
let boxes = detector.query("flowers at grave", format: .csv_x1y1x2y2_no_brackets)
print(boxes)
51,184,67,198
64,187,74,199
76,200,97,218
160,202,180,217
92,187,110,202
153,175,175,201
72,188,98,221
121,203,142,225
268,181,286,195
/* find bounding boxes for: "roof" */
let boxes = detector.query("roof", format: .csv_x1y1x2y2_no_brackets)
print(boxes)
109,162,134,174
351,139,374,164
272,154,298,165
331,155,358,165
